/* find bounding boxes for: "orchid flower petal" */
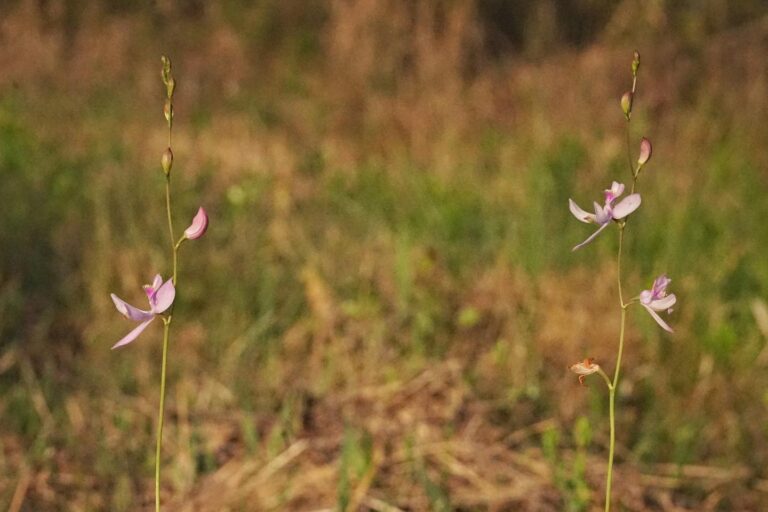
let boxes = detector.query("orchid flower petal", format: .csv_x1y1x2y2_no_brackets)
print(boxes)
643,304,674,333
569,199,596,223
650,293,676,311
572,222,610,251
652,275,671,296
111,318,155,349
111,294,153,322
612,193,641,219
151,279,176,314
604,182,625,204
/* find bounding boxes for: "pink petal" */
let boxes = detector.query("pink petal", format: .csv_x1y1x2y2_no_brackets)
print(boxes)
569,199,595,223
612,193,641,219
604,181,625,204
151,279,176,314
111,294,153,322
111,318,155,349
572,222,610,251
184,207,209,240
652,275,671,296
650,293,676,311
643,304,674,333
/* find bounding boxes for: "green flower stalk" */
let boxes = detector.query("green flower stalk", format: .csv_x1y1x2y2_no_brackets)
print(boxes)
109,56,209,512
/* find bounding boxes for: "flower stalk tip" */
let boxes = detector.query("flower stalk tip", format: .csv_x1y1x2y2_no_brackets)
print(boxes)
632,51,640,76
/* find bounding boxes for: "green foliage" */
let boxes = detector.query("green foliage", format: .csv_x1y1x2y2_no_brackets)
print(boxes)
542,418,592,511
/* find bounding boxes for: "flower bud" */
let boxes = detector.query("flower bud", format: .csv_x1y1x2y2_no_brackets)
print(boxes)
620,91,633,119
161,56,172,85
161,147,173,176
163,99,173,123
184,207,209,240
638,137,652,166
632,50,640,76
166,77,176,99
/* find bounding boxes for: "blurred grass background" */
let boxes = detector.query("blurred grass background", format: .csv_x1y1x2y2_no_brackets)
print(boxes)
1,0,768,510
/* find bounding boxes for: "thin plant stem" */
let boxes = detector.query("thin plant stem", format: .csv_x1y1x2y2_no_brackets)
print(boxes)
155,318,171,512
166,179,177,285
605,305,626,512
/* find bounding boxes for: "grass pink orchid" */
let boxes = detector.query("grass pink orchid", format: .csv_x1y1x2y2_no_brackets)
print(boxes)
568,181,641,251
639,275,676,333
110,275,175,349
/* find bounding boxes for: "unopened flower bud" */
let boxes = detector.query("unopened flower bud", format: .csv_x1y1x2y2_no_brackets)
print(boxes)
632,50,640,76
638,137,652,166
621,91,633,119
163,99,173,123
161,147,173,176
184,207,209,240
166,77,176,99
161,56,172,85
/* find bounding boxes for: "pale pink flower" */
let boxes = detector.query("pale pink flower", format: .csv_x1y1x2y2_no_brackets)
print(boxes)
110,275,175,349
569,181,641,251
639,275,677,333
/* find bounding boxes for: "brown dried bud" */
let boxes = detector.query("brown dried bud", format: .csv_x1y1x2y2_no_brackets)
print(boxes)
620,91,633,119
161,147,173,176
570,358,600,386
638,137,652,166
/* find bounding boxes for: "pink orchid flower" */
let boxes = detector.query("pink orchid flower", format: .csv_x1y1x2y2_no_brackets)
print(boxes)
110,275,175,349
639,275,676,333
569,181,641,251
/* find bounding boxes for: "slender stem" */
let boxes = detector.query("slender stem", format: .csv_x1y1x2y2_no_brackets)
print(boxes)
155,317,172,512
165,179,177,285
605,294,627,512
625,124,634,181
